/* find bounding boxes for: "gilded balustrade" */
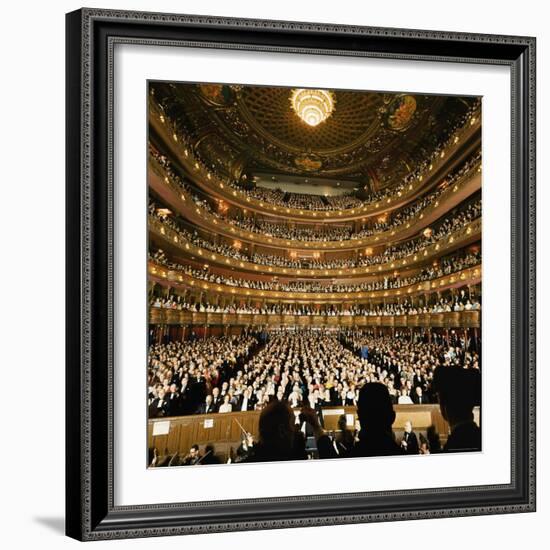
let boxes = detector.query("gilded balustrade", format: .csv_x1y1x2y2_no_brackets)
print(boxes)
149,307,480,329
150,157,481,252
149,215,481,279
148,260,481,302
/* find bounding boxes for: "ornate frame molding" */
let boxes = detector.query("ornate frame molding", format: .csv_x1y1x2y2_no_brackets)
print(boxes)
66,8,536,540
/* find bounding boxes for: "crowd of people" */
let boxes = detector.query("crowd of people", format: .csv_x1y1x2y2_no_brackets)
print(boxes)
148,330,480,424
147,92,483,466
150,192,481,272
151,138,481,245
150,292,481,316
149,245,480,295
278,189,363,211
151,363,480,466
199,159,480,243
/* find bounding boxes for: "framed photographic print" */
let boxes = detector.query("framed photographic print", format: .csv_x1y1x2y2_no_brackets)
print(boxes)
66,8,536,541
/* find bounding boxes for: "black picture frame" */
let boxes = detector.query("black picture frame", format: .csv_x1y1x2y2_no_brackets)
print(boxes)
66,8,536,541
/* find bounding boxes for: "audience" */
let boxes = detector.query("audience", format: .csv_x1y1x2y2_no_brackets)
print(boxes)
149,247,480,296
148,330,480,421
150,291,480,317
148,334,481,466
151,145,480,244
149,193,481,273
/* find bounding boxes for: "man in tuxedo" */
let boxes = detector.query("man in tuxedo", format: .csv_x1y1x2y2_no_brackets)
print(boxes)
211,387,223,412
412,368,426,389
412,386,430,404
196,395,215,415
239,388,255,412
149,388,169,418
182,444,201,466
400,421,419,454
166,383,183,416
433,366,481,452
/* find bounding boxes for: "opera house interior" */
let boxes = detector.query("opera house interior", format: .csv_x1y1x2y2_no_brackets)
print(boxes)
147,82,482,467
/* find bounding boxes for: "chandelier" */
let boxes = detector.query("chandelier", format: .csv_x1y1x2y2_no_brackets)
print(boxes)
290,88,335,127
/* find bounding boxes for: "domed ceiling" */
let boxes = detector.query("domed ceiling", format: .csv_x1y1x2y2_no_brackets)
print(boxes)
151,82,476,192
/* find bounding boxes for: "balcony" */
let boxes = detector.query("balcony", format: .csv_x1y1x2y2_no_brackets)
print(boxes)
150,99,481,222
149,158,481,252
148,261,481,303
149,215,481,279
149,307,481,329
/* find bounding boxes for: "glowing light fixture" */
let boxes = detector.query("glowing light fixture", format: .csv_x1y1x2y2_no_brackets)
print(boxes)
290,88,335,127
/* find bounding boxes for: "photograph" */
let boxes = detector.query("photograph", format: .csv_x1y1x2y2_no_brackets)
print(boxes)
0,0,542,545
146,82,482,468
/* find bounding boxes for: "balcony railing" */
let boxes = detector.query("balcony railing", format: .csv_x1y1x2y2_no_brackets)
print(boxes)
148,261,481,302
149,215,481,278
150,157,481,251
149,307,481,328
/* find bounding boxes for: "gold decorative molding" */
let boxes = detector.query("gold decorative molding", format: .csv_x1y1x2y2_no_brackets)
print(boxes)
150,158,481,252
148,261,481,303
149,215,481,278
149,307,481,329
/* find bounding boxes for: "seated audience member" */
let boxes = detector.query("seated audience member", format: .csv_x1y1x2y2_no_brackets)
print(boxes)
433,366,481,452
166,383,183,415
398,389,413,404
239,388,255,411
182,444,201,466
412,385,430,404
400,420,420,454
218,394,233,413
347,383,404,457
211,387,223,412
197,394,215,415
149,388,169,418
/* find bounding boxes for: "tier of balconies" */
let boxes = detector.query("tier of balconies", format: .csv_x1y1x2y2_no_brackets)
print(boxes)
149,307,480,329
148,261,481,304
150,215,481,279
149,98,481,223
149,158,481,252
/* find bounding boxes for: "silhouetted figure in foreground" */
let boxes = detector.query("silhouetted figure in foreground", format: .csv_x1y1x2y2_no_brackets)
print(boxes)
426,425,442,453
244,401,337,462
335,414,355,455
433,367,481,452
347,383,404,458
201,444,221,465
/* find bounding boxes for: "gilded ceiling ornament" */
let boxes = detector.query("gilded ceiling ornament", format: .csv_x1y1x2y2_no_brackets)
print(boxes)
294,155,323,171
382,94,418,131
